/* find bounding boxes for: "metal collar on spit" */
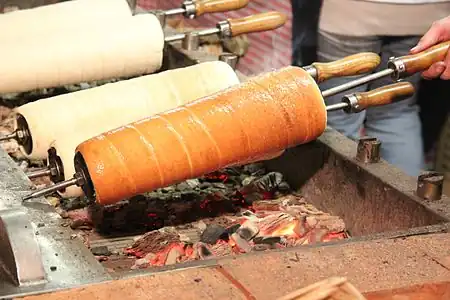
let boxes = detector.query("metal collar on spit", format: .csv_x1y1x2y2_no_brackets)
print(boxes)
0,114,33,154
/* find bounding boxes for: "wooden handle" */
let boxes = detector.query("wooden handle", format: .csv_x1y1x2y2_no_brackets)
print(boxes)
228,11,287,37
400,41,450,75
195,0,249,17
311,52,381,83
355,82,415,111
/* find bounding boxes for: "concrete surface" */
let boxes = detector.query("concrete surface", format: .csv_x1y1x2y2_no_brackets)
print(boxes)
18,233,450,300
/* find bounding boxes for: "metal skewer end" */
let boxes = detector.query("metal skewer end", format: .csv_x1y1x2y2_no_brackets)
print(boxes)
23,175,83,202
26,168,51,179
0,131,17,142
325,102,349,112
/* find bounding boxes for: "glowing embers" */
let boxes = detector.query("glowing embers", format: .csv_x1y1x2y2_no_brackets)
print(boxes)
127,194,349,269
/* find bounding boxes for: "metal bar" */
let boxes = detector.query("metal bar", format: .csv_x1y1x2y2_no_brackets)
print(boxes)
22,177,79,202
322,68,394,98
326,102,349,112
0,132,17,142
164,7,185,16
164,28,220,43
26,168,51,179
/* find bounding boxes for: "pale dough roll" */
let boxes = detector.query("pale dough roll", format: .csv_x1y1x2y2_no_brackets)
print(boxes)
76,66,327,205
0,0,132,41
0,13,164,94
29,61,240,198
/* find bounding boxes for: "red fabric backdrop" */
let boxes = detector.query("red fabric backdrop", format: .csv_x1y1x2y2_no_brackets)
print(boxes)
137,0,292,76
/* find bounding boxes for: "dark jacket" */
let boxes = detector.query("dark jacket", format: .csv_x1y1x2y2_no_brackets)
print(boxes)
290,0,323,66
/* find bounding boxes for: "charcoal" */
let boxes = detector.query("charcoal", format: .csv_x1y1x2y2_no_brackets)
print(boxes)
200,224,227,244
165,247,183,265
199,182,212,189
241,176,257,186
225,224,241,235
196,242,213,259
176,182,191,191
130,230,180,255
253,236,281,245
90,246,111,256
253,244,271,251
236,221,259,241
211,182,227,189
253,200,281,211
243,163,266,175
231,233,252,253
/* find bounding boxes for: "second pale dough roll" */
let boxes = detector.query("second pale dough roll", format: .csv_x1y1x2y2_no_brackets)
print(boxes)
0,13,164,94
0,0,132,41
42,61,240,198
76,66,327,205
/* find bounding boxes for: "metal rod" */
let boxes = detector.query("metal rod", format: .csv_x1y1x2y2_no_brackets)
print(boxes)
0,131,17,142
26,168,51,179
325,102,349,112
164,7,185,16
321,68,394,98
23,177,78,202
164,27,220,43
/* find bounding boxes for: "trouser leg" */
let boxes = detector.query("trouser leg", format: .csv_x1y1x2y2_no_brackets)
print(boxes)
365,36,424,177
317,31,424,176
317,31,381,140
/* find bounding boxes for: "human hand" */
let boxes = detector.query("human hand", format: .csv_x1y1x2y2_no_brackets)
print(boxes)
411,16,450,79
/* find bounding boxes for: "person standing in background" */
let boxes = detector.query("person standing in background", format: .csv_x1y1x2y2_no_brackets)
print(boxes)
316,0,450,177
290,0,323,66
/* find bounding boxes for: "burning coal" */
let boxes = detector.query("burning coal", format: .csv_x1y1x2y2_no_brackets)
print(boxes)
112,163,350,270
58,163,348,270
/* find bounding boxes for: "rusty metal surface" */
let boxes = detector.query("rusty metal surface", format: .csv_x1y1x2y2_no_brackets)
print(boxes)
17,233,450,300
265,127,450,237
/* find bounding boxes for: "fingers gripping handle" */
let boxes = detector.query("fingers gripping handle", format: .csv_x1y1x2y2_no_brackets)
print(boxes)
194,0,250,17
226,11,287,37
310,52,381,83
389,41,450,80
343,82,415,113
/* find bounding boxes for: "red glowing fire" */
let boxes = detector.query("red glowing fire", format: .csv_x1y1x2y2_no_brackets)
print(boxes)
123,170,349,269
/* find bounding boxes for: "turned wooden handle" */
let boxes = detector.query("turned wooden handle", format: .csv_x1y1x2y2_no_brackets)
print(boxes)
356,82,415,110
401,41,450,75
311,52,381,83
195,0,249,16
228,11,287,37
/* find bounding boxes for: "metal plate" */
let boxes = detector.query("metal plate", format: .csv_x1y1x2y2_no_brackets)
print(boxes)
0,147,112,298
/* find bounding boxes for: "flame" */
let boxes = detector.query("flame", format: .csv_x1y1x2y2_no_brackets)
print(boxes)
270,219,299,237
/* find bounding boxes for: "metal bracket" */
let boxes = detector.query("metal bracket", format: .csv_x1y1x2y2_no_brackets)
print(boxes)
416,171,444,201
182,32,200,51
219,53,238,70
0,208,46,286
356,137,381,163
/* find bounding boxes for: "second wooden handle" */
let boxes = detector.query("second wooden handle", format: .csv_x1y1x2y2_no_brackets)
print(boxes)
401,41,450,75
228,11,287,37
195,0,250,16
311,52,381,83
356,82,415,110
